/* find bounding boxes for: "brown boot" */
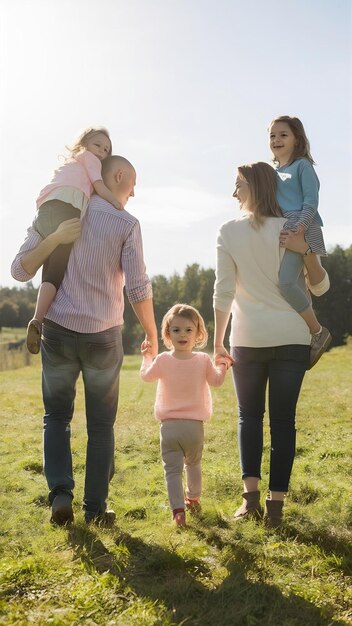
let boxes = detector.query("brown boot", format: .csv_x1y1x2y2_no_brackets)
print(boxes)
234,491,262,520
264,499,284,528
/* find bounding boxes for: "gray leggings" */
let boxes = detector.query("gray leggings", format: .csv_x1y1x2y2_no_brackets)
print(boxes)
160,419,204,512
279,250,311,313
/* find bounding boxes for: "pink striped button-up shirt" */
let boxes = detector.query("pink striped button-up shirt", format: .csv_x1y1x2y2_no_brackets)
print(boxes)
11,196,153,333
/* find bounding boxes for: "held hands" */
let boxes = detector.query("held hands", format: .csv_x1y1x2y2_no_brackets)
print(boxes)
214,346,234,369
141,335,158,360
53,218,81,244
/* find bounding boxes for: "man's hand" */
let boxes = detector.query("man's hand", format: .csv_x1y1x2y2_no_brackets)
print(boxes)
52,218,81,245
141,335,158,359
141,338,153,358
17,218,81,277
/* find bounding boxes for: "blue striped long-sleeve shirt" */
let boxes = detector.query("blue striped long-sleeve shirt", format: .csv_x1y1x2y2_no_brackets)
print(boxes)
276,158,323,231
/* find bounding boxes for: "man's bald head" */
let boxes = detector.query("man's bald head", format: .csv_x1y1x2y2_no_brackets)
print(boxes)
102,155,136,208
102,155,135,179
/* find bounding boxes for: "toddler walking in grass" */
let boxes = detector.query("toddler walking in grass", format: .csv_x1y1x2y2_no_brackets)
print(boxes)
140,304,232,527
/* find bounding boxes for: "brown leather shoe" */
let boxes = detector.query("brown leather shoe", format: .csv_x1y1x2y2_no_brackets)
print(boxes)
234,491,262,520
264,499,284,528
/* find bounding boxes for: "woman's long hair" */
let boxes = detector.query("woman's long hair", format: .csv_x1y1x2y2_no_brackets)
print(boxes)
238,161,282,227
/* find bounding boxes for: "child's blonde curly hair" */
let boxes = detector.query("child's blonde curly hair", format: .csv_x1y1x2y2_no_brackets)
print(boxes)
161,303,208,350
66,126,112,159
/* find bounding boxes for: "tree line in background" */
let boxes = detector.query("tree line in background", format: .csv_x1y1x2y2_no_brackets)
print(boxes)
1,245,351,354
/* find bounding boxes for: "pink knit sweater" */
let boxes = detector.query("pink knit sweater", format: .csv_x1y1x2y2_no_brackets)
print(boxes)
140,351,227,422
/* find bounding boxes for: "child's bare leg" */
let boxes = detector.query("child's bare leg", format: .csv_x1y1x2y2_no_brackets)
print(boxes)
27,282,57,354
33,282,57,322
300,305,321,335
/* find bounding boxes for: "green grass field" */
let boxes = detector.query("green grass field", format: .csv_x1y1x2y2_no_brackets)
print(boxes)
0,328,30,372
0,342,351,625
0,328,27,344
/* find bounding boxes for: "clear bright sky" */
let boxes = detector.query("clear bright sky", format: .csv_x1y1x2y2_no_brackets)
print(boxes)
1,0,351,288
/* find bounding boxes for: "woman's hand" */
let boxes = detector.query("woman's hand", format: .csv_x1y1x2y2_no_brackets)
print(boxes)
279,227,310,254
214,345,234,368
215,354,234,369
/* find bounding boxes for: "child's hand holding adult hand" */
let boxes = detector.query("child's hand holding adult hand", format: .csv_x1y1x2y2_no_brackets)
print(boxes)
141,338,155,359
215,354,234,370
214,346,234,369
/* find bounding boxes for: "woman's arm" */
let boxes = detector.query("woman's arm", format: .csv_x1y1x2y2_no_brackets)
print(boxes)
214,309,232,359
213,227,236,361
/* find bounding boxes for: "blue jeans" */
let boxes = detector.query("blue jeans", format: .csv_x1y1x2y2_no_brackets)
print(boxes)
41,322,123,517
231,345,309,492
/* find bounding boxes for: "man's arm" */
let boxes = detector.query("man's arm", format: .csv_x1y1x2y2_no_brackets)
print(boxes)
121,220,158,357
131,298,158,359
11,219,81,281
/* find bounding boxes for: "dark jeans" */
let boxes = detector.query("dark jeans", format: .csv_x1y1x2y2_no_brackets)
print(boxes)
231,345,309,492
34,200,80,289
41,322,123,517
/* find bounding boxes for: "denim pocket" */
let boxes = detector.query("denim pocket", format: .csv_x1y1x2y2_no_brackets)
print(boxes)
86,340,122,370
41,334,65,364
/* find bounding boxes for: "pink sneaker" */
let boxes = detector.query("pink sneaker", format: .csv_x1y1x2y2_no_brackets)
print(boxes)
185,498,201,514
173,509,186,527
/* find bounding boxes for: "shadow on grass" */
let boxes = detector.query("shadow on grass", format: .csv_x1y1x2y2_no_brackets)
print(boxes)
66,525,346,626
282,522,352,576
195,510,352,576
67,525,126,577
